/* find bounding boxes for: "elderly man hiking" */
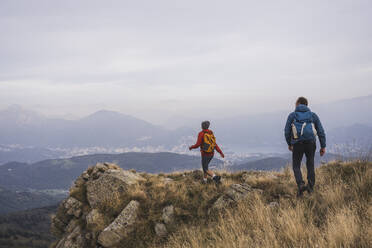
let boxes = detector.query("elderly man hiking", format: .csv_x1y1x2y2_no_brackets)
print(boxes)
189,121,224,184
284,97,326,197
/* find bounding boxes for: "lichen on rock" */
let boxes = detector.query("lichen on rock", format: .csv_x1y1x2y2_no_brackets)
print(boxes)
98,200,140,247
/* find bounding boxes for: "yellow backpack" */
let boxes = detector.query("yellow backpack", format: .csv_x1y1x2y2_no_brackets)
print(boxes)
202,132,216,153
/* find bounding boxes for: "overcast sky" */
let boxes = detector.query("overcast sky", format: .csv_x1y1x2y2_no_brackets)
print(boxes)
0,0,371,124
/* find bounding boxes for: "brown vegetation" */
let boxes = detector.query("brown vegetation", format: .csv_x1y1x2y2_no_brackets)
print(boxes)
164,161,371,248
52,161,371,248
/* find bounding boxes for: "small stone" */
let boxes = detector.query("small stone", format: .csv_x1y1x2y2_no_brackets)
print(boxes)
104,162,120,170
162,205,175,224
210,183,257,212
155,223,167,237
82,171,90,180
85,232,92,240
163,178,174,185
86,209,107,232
252,188,264,194
96,163,108,172
64,197,83,218
65,218,79,233
268,202,279,208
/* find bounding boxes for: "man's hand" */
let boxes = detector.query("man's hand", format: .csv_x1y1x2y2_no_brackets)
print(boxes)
288,145,293,152
188,146,193,151
220,153,225,158
320,148,326,156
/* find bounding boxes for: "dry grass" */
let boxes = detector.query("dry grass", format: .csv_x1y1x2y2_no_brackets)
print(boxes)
71,161,371,248
162,161,371,248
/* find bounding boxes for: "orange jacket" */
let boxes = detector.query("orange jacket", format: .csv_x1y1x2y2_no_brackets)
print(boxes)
190,129,223,157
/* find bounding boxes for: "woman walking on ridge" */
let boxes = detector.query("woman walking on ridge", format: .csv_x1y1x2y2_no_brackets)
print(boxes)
189,121,225,184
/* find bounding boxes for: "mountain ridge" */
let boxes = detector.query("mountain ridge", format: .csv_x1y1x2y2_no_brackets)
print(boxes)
0,152,223,191
49,160,372,248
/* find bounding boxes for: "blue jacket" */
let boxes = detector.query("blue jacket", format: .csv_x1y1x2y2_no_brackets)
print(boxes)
284,104,326,148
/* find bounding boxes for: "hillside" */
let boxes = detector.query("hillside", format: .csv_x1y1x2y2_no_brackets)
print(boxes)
230,152,345,172
0,205,57,248
231,157,289,171
0,186,63,214
51,160,371,248
0,152,222,190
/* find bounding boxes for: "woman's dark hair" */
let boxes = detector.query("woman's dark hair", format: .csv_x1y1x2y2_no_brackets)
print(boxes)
296,97,308,106
201,121,210,130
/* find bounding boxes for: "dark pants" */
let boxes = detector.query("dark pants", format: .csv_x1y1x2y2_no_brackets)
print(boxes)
292,141,316,189
201,155,213,173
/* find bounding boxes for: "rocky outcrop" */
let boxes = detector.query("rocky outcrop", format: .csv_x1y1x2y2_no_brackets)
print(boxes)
86,164,144,215
51,163,272,248
210,183,263,212
98,200,140,247
51,163,144,248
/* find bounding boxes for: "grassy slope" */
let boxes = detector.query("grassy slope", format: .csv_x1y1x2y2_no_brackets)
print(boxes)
79,161,371,248
163,161,372,248
10,161,370,248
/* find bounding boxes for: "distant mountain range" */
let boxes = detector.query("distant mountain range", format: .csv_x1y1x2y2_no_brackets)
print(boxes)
0,105,192,149
327,123,372,149
0,145,65,164
229,152,344,172
0,152,222,191
0,94,371,164
214,94,372,152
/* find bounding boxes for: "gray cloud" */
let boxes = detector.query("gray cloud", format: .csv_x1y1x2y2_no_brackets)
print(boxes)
0,0,371,124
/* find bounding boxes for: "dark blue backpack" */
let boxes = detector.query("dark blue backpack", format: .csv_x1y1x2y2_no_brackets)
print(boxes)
292,111,317,140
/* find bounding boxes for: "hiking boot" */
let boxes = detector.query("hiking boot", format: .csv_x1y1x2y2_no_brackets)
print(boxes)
213,176,221,184
306,185,314,194
297,184,307,197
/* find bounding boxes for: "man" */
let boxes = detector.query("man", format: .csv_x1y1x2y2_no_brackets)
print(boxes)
284,97,326,196
189,121,224,184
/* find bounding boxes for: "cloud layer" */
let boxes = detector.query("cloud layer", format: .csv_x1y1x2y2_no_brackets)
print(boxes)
1,0,371,123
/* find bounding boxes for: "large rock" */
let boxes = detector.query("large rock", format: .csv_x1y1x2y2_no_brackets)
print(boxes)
86,168,144,214
98,200,140,247
211,183,261,212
